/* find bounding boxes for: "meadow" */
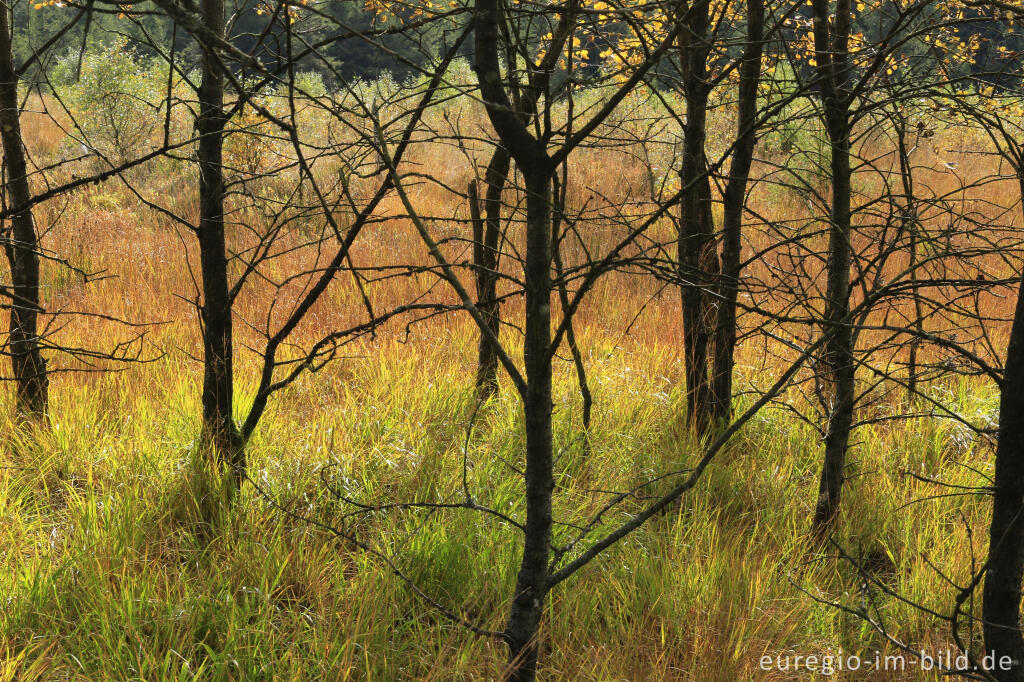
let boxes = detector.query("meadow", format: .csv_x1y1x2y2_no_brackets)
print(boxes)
0,61,1015,680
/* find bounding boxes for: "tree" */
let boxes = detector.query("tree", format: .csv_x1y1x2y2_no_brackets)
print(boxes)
0,3,48,418
138,0,475,498
958,68,1024,680
984,249,1024,679
808,0,857,529
712,0,766,424
601,0,780,434
469,143,510,401
472,2,573,673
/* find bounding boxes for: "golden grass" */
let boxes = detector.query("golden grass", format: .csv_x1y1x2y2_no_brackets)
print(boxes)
0,86,1017,679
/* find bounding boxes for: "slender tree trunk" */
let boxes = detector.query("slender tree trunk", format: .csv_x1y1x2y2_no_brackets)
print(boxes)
907,225,922,402
893,116,924,404
814,115,854,529
677,0,717,434
471,144,511,401
552,174,592,442
710,0,764,423
982,173,1024,682
0,8,47,418
196,0,242,479
503,169,554,682
811,0,854,530
473,1,559,676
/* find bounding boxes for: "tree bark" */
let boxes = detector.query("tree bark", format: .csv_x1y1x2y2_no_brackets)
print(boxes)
0,7,47,418
196,0,242,479
982,173,1024,682
471,144,511,401
811,0,855,530
474,0,557,677
710,0,764,423
503,169,554,682
676,0,718,435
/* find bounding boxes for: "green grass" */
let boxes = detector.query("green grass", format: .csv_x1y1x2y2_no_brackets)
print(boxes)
0,324,999,680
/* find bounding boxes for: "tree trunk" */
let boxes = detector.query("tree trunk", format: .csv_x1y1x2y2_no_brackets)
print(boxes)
503,169,554,682
196,0,242,479
552,174,592,442
710,0,764,423
982,174,1024,682
813,122,854,529
471,144,511,401
0,8,47,418
473,1,557,677
810,0,855,530
893,114,924,405
677,0,717,435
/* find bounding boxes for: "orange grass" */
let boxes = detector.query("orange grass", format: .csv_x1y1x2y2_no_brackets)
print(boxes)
0,88,1016,679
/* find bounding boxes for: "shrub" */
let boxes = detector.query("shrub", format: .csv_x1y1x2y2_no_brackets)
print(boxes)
53,38,166,166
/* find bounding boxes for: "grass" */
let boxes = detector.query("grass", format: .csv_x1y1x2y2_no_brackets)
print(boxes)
0,320,1001,679
0,76,1015,678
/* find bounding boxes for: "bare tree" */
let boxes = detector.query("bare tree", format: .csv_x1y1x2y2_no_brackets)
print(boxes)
0,3,48,418
193,0,243,480
469,143,510,401
808,0,857,530
984,249,1024,679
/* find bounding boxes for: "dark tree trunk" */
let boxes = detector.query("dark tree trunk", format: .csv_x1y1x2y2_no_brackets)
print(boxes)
504,169,554,682
811,0,855,530
906,225,922,403
813,125,854,529
0,8,47,418
470,144,511,401
474,0,558,677
710,0,764,423
552,174,592,442
196,0,242,478
893,115,924,404
982,175,1024,682
676,0,718,435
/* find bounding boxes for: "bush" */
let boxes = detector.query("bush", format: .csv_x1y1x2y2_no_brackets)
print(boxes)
53,38,166,166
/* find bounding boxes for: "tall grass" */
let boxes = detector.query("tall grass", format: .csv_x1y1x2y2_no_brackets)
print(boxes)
0,322,1000,679
0,75,1014,679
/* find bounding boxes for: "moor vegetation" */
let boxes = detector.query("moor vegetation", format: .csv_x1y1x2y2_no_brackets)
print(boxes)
3,0,1024,679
